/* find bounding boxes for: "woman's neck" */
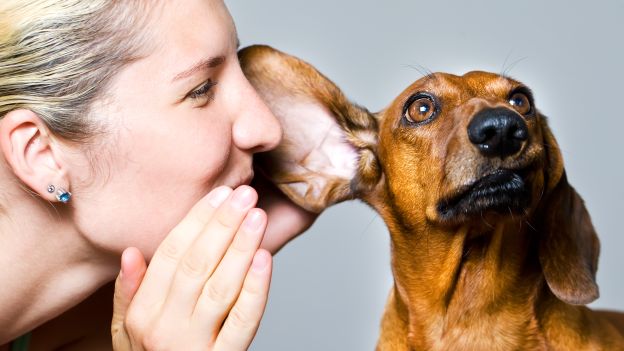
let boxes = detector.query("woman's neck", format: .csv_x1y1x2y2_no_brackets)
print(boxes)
0,196,118,344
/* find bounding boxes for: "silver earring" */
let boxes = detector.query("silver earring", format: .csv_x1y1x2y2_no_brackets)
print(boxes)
47,185,55,193
55,188,72,203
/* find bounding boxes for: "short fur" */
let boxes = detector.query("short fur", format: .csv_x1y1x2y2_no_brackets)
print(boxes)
239,45,624,350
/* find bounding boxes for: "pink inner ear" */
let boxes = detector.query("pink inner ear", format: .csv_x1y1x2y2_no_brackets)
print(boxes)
267,97,358,202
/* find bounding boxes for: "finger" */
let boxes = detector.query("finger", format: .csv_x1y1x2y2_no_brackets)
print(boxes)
253,173,317,254
131,186,232,313
260,193,317,254
213,249,272,351
111,247,147,350
160,185,258,320
193,208,267,327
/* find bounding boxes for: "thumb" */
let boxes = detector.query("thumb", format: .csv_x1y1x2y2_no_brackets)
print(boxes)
112,247,147,350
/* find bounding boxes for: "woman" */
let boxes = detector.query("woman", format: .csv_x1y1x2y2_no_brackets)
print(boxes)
0,0,315,349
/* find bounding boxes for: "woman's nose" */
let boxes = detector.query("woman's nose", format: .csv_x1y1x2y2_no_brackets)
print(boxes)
231,74,282,153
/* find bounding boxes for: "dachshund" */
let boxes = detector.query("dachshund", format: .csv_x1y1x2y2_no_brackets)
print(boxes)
239,45,624,350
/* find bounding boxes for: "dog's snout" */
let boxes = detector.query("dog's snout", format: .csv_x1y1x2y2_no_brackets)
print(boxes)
467,107,528,158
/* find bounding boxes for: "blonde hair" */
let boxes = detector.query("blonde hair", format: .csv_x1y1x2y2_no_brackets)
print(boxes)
0,0,152,141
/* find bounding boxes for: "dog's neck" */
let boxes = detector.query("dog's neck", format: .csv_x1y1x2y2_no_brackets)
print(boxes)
377,212,550,350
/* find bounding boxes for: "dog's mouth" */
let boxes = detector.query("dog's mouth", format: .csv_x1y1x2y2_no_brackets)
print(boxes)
437,168,531,222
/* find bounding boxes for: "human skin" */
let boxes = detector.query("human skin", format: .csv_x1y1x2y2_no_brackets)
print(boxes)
0,0,315,349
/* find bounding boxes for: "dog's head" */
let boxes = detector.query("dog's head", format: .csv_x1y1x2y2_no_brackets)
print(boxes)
240,45,599,305
377,71,544,226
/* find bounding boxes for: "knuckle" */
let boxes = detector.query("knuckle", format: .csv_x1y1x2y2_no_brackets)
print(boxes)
228,240,251,258
123,308,146,336
215,210,240,231
142,331,165,351
110,321,126,339
242,279,263,296
203,282,234,306
141,322,173,351
227,305,257,330
157,239,183,264
188,203,216,227
180,252,208,278
189,211,208,227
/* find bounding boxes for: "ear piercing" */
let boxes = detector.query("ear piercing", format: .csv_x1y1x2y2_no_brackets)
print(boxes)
47,185,71,203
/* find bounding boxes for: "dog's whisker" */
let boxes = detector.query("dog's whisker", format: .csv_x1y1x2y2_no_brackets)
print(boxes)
502,56,529,78
359,213,379,238
480,210,494,229
524,220,537,232
500,49,515,77
404,63,436,81
508,206,516,223
536,184,546,206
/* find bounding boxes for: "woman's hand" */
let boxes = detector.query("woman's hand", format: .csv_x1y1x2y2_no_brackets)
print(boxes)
252,173,318,254
111,185,272,351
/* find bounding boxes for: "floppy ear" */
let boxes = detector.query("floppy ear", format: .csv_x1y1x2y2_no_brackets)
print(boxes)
537,117,600,305
239,45,380,213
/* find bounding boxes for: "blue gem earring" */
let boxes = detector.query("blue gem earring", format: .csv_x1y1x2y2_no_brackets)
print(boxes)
49,186,71,203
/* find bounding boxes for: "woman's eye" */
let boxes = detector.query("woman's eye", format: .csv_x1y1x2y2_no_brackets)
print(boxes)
508,92,531,115
187,79,218,102
404,96,436,124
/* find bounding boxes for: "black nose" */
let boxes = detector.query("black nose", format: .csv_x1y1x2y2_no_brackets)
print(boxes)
467,107,529,158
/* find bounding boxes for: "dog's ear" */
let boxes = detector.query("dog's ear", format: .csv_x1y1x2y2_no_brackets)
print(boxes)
537,117,600,305
239,45,380,213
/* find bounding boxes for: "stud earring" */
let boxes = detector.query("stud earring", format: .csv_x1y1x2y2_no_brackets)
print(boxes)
47,185,55,193
55,187,72,203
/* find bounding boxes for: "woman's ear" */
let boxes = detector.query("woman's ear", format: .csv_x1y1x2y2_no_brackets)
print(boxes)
0,109,70,202
537,117,600,305
239,45,380,213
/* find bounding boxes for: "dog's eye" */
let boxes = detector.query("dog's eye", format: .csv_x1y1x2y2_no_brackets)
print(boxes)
404,96,436,124
509,92,531,115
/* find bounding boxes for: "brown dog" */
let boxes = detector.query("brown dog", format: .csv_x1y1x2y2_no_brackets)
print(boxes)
239,45,624,350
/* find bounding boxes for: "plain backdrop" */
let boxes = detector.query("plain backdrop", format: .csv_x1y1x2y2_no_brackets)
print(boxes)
226,1,624,349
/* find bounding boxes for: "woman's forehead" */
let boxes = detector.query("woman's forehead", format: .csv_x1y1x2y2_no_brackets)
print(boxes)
139,0,237,81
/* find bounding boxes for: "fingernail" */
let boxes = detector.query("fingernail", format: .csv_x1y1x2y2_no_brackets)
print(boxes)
252,250,269,271
231,186,255,209
208,186,232,207
120,249,131,277
242,209,264,231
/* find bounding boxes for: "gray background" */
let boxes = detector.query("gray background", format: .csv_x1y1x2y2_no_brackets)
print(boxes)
227,1,624,350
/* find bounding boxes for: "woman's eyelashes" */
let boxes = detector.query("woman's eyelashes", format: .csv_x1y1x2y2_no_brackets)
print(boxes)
187,79,218,105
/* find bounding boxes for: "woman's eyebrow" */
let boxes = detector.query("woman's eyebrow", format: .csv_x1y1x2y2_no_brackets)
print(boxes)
172,56,225,82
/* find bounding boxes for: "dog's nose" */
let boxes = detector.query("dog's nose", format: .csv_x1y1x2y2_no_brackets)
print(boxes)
467,107,528,158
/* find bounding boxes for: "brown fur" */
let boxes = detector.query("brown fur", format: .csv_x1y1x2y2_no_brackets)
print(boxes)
239,45,624,350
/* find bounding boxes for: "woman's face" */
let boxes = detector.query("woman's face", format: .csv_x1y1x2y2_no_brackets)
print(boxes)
70,0,281,258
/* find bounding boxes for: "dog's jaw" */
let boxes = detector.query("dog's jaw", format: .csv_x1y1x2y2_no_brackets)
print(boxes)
435,168,532,224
